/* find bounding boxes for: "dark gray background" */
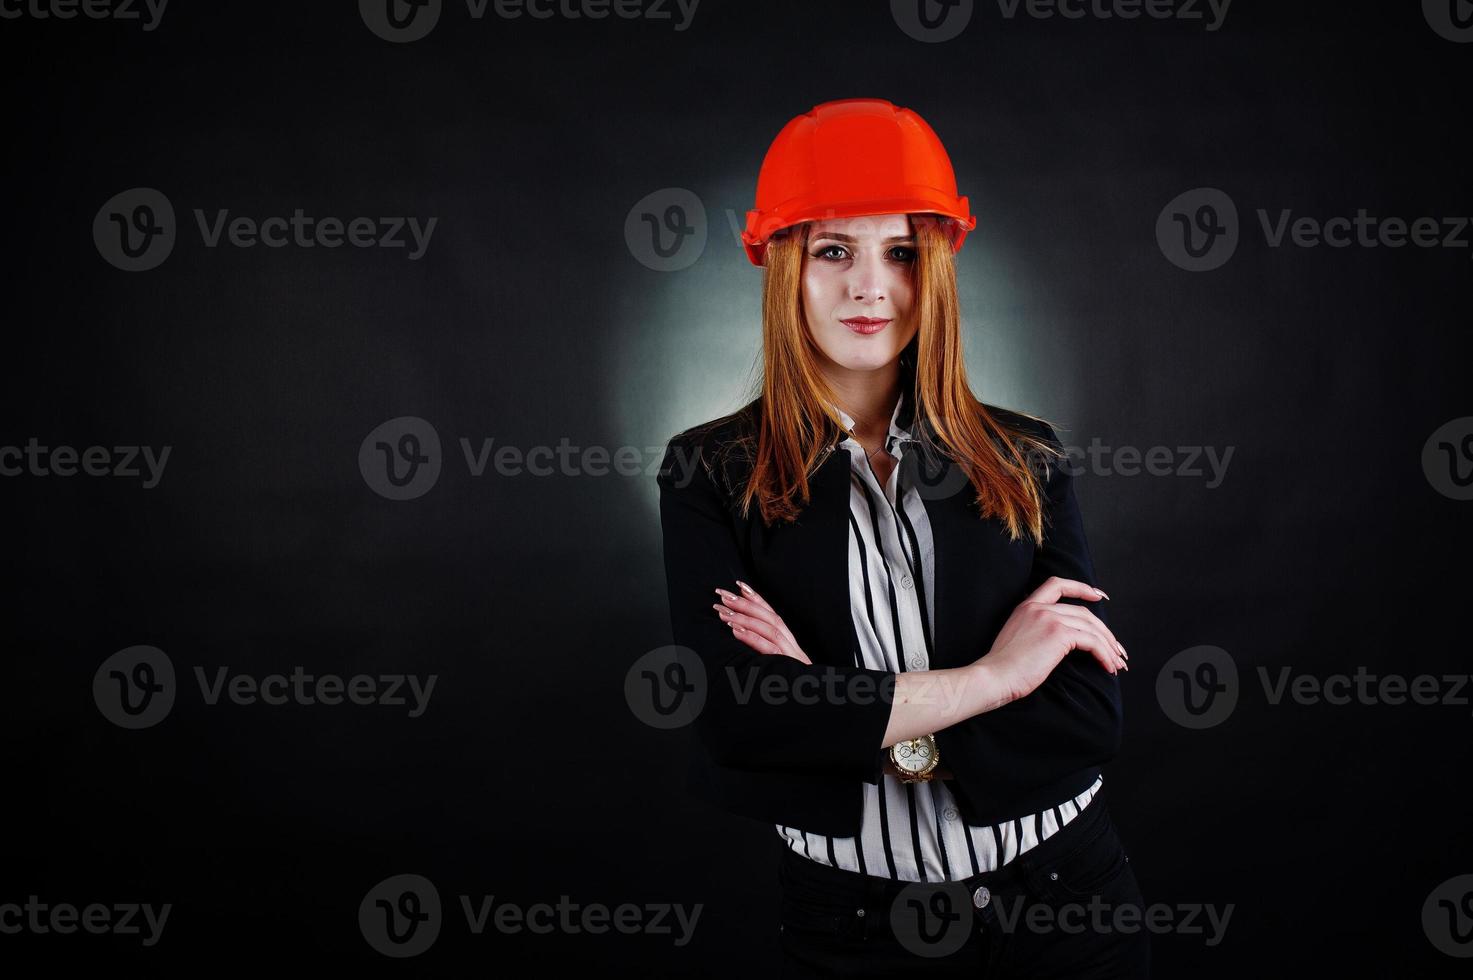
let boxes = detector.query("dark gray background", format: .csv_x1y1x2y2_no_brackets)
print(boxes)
2,0,1470,974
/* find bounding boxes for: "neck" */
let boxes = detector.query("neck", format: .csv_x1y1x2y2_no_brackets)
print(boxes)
826,362,903,445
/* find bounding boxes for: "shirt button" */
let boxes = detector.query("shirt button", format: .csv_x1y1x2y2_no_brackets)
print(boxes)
909,657,924,669
943,807,958,821
973,885,990,909
899,574,913,590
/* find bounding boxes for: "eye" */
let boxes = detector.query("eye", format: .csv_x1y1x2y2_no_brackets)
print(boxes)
809,243,916,262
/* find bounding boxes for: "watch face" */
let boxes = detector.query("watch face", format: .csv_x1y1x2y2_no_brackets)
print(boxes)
895,738,933,773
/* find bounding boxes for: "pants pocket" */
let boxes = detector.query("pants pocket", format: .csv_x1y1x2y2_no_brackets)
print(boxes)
1038,819,1131,902
778,892,853,939
776,861,859,940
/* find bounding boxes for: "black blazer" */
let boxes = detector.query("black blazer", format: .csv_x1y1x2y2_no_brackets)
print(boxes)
655,395,1121,837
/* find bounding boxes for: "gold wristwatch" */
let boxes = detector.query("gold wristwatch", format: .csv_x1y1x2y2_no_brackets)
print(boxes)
888,734,939,784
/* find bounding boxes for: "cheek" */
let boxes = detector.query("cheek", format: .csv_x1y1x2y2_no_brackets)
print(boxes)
888,269,916,313
801,267,842,314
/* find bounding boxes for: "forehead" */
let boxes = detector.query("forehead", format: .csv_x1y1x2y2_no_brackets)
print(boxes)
808,213,914,239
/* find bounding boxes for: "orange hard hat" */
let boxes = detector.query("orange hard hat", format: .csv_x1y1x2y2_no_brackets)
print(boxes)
741,98,978,267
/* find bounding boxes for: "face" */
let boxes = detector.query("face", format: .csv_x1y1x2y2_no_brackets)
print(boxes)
800,213,919,375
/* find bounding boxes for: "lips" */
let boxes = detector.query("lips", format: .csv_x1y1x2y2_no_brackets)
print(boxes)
841,316,891,335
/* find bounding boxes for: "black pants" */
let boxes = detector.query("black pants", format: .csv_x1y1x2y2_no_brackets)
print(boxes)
776,784,1150,978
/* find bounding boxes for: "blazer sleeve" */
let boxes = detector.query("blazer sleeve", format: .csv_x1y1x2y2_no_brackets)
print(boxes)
656,431,898,782
942,420,1123,791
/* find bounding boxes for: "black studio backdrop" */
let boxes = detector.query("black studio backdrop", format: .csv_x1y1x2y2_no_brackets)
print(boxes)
1,1,1470,975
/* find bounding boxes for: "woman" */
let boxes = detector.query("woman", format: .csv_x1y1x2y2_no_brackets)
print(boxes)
656,98,1149,977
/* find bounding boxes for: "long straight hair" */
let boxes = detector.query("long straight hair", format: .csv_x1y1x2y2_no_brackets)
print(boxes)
728,214,1062,545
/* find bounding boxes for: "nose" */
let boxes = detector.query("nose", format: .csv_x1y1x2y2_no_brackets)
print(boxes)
849,249,886,305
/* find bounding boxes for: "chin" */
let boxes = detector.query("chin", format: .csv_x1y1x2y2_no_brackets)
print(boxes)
832,347,902,371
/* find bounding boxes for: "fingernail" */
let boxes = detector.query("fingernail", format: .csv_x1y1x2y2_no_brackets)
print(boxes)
736,580,756,596
712,603,729,618
734,626,747,634
1094,587,1110,599
715,588,738,603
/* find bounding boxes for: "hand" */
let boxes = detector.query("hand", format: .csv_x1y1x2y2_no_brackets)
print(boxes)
974,576,1128,706
711,580,813,665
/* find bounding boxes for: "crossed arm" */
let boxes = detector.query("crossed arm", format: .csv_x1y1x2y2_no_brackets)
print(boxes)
656,424,1125,787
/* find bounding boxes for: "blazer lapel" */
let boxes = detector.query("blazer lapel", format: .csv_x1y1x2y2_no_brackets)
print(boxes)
911,448,1035,671
752,446,856,668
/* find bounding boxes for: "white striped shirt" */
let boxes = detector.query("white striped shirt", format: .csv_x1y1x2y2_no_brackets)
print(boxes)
775,392,1103,882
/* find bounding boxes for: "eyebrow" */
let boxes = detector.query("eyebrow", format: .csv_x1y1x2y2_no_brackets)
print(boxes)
809,233,915,244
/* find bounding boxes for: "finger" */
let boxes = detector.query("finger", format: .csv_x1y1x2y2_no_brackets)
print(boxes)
1027,575,1108,606
728,620,812,664
714,606,807,662
1057,620,1126,674
728,621,781,656
1048,604,1129,663
1035,606,1122,673
734,581,773,613
715,588,797,646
